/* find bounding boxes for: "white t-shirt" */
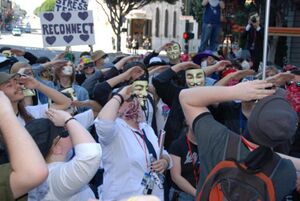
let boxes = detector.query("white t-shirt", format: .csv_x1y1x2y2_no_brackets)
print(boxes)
28,143,101,201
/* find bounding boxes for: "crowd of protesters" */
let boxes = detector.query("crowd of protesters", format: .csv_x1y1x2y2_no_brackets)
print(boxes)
1,9,300,201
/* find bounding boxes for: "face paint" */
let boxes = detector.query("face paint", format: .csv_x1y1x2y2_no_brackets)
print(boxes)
62,66,73,76
132,80,148,108
185,69,205,88
166,43,181,60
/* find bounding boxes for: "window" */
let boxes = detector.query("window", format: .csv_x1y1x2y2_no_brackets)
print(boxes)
173,11,177,38
164,10,169,37
155,8,160,37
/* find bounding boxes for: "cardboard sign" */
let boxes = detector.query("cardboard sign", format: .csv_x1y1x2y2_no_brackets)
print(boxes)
55,0,89,11
41,11,95,47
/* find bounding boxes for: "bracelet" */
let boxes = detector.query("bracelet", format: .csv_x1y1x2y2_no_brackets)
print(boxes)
113,93,124,105
64,117,76,127
112,96,122,105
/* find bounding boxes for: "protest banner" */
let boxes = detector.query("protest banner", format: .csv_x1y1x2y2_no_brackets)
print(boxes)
55,0,89,11
40,11,95,47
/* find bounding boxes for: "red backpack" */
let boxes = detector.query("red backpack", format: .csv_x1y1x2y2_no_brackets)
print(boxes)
197,134,280,201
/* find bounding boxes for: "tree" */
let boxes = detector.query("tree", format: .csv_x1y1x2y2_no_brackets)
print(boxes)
96,0,178,51
34,0,56,16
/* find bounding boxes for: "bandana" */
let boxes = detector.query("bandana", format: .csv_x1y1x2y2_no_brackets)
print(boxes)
119,98,144,123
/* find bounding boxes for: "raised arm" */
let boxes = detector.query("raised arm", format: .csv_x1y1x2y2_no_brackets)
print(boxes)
46,109,101,197
97,85,132,121
20,75,71,110
93,66,144,106
214,69,255,86
0,91,48,198
202,60,231,77
179,80,275,127
153,62,199,106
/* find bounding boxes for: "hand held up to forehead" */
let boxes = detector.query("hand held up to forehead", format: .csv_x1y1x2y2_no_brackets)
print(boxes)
18,75,41,89
171,61,200,72
115,55,141,70
124,66,145,81
233,80,275,101
118,85,134,101
46,108,72,127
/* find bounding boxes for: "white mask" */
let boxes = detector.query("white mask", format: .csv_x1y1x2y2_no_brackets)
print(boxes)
201,60,207,68
241,60,250,69
62,66,73,76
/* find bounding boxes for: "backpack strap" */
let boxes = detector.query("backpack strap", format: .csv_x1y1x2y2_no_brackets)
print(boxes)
223,133,241,160
261,152,281,178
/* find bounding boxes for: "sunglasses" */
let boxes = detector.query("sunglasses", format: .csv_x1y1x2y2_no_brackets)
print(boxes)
83,62,95,69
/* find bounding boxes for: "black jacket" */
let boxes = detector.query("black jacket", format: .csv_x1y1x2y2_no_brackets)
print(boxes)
152,68,186,149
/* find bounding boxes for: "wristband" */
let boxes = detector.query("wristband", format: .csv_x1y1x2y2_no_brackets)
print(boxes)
64,117,76,127
114,93,124,105
112,97,122,105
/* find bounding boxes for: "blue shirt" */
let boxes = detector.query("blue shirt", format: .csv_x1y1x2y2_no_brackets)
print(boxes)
203,3,221,24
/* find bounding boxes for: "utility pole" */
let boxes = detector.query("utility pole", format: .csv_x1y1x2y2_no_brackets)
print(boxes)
184,0,190,53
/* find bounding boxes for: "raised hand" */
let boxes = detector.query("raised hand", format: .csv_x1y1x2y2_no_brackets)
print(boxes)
157,42,173,52
214,60,232,72
19,75,40,89
115,55,141,70
233,80,275,101
149,65,170,75
118,85,133,101
10,48,25,57
266,72,295,87
231,69,256,81
172,61,200,72
46,108,72,127
124,66,145,81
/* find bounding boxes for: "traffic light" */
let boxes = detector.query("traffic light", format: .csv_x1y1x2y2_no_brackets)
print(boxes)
183,32,194,41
